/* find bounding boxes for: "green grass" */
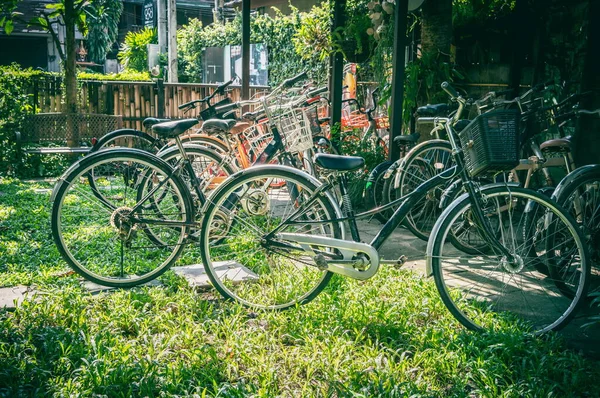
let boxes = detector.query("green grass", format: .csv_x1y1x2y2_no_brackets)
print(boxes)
1,177,600,397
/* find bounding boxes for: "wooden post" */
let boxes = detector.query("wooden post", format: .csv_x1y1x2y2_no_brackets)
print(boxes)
330,0,346,127
242,0,250,108
389,0,409,161
157,79,165,118
167,0,178,83
157,0,167,54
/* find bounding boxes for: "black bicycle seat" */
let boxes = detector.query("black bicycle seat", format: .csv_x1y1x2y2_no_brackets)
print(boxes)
393,132,420,146
416,103,452,117
202,119,237,135
314,153,365,171
143,117,171,129
152,119,199,138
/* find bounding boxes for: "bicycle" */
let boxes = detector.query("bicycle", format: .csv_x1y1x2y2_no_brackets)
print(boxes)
196,82,590,335
50,72,317,288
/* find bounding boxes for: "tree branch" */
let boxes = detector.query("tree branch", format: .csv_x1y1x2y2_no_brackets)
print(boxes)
43,13,66,63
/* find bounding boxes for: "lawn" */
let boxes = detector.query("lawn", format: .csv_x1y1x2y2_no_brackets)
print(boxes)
1,177,599,397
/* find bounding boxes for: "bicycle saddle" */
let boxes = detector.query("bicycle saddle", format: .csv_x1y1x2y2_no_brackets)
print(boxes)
152,119,199,138
393,132,420,146
540,136,573,153
314,153,365,171
416,103,453,117
202,119,237,135
143,117,171,129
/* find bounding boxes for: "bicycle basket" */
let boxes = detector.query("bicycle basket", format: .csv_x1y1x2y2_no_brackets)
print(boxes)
241,119,273,162
275,108,314,153
458,109,521,177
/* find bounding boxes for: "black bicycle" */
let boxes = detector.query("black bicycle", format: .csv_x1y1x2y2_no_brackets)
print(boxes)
196,82,591,335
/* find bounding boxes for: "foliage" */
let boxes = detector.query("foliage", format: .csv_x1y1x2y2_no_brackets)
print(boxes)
85,0,123,64
77,70,151,81
330,122,386,206
177,7,329,85
118,27,158,72
292,2,332,62
453,0,516,28
176,19,206,83
0,65,34,176
1,178,600,395
0,0,20,34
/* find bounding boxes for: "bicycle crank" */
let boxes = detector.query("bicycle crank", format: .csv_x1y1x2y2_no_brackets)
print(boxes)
276,233,380,280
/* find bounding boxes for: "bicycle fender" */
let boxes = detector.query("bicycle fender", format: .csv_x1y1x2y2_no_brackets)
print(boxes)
90,129,155,152
551,164,600,203
51,147,175,203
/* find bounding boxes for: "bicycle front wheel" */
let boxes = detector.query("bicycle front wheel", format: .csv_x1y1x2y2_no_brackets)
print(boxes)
429,186,589,334
51,149,194,287
199,165,343,310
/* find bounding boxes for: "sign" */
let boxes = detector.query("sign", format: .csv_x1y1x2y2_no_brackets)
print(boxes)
143,0,156,28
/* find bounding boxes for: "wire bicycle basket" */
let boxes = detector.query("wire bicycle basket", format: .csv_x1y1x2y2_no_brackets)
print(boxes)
458,109,521,177
273,106,315,153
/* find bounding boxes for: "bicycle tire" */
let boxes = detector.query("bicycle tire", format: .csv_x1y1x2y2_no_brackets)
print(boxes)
52,148,194,288
199,165,343,310
552,165,600,297
397,140,454,241
428,185,590,334
365,160,393,223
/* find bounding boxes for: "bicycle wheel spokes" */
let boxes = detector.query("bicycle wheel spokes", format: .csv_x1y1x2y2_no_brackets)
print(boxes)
53,155,191,287
200,169,341,309
432,188,588,334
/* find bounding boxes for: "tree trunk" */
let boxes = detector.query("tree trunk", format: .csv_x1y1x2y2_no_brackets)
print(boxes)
64,0,78,146
420,0,453,56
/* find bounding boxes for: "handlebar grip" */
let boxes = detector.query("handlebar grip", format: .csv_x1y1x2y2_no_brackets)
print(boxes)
306,86,328,98
441,82,459,99
282,71,308,87
214,102,239,114
217,78,235,93
178,100,200,110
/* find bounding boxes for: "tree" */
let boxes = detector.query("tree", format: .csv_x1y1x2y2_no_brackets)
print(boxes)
86,0,122,64
27,0,88,115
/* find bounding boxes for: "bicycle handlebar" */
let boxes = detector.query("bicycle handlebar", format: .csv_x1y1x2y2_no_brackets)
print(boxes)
441,82,460,100
178,78,236,110
282,71,308,88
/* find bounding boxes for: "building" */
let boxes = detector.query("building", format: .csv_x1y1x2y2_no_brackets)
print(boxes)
0,0,231,72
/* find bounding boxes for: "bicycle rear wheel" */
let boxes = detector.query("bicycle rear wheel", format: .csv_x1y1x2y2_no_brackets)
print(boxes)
428,186,589,334
51,149,193,287
199,166,343,310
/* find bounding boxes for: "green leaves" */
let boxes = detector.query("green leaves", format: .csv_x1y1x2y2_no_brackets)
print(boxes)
118,27,158,72
3,18,12,34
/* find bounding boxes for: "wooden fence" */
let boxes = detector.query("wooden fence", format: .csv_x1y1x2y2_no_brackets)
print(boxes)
24,77,270,130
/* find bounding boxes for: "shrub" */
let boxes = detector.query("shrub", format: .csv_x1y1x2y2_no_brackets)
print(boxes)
118,27,157,72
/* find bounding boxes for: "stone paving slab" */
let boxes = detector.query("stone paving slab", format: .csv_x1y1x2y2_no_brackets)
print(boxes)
172,261,258,289
0,285,35,309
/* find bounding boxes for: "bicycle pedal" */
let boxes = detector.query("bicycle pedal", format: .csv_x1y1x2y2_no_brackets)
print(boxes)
395,255,408,269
